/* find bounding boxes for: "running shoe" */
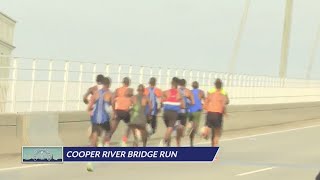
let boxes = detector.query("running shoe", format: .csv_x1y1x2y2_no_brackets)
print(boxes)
185,122,194,137
159,139,165,147
121,141,127,147
97,136,104,147
146,124,153,136
104,141,110,147
200,127,209,140
121,136,128,147
86,163,94,172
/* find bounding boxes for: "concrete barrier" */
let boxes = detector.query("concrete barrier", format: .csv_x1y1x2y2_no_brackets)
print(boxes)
1,102,320,154
0,113,20,154
58,102,320,146
17,112,62,146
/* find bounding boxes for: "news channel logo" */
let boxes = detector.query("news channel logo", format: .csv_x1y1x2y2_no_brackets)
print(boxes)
22,146,63,163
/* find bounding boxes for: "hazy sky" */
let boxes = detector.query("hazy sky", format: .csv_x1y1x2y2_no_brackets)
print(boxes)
1,0,320,79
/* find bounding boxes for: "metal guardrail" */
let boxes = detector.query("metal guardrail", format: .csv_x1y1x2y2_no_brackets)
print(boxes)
1,56,320,112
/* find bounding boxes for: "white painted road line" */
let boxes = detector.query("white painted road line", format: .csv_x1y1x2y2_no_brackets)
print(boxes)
0,164,51,172
0,123,319,172
197,123,320,145
235,167,276,176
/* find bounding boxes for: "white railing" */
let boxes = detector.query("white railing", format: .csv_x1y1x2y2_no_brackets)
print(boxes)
1,56,320,112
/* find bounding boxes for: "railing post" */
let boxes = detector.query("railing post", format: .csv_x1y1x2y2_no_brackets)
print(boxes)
29,59,37,112
117,65,122,87
77,63,83,110
189,70,193,84
92,63,97,82
158,68,162,89
61,61,70,111
128,65,133,79
196,71,200,82
139,66,145,84
166,69,171,89
46,60,53,111
208,73,212,90
175,69,179,77
227,74,232,87
182,69,186,79
150,67,153,77
105,64,110,77
10,59,17,112
202,72,206,88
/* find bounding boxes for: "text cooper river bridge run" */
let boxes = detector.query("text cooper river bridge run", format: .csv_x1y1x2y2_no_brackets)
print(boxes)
66,150,178,159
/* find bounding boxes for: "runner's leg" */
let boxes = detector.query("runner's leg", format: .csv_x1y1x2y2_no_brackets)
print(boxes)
189,112,201,147
211,113,223,147
151,115,157,134
202,112,212,140
213,127,221,147
122,111,131,146
130,125,139,147
176,113,186,147
102,122,111,146
137,126,148,147
162,111,176,147
110,111,121,138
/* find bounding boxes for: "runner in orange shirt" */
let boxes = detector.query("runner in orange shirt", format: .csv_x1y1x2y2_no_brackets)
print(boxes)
111,77,134,147
202,78,229,147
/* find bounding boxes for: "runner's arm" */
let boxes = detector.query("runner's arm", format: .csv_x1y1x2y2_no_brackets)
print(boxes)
104,91,113,104
188,89,195,105
87,93,95,111
161,90,168,107
200,90,206,106
200,90,205,100
130,96,135,110
177,91,185,108
156,88,163,111
126,88,134,97
111,89,118,111
83,87,92,104
147,97,152,117
225,94,230,105
203,93,210,112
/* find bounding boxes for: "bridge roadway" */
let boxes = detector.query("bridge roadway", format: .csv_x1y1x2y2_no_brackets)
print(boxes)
0,118,319,180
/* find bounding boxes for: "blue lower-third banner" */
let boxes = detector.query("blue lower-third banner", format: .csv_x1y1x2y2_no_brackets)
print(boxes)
22,147,219,163
64,147,219,162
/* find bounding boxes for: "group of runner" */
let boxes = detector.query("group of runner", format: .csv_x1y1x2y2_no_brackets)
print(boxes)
84,74,229,149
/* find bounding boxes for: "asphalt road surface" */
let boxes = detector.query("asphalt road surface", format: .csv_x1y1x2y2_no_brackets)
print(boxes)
1,120,320,180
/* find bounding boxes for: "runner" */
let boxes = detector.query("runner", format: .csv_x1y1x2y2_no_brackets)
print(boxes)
83,74,105,104
86,77,112,171
144,77,162,135
159,77,183,147
202,78,229,147
187,81,205,147
111,77,134,147
176,79,194,147
316,171,320,180
129,84,152,147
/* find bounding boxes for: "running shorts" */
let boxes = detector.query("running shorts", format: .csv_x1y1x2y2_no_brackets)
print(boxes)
115,110,131,123
189,111,202,124
163,110,178,128
206,112,223,128
178,113,187,126
92,121,111,136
